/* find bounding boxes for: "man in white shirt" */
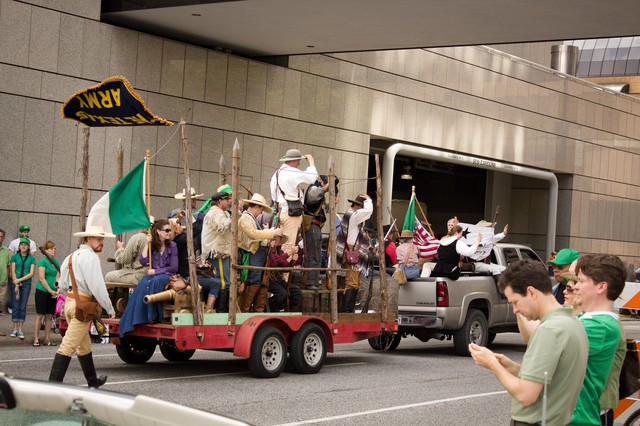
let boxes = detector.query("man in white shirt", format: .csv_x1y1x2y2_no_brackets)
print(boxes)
270,149,318,260
49,225,116,388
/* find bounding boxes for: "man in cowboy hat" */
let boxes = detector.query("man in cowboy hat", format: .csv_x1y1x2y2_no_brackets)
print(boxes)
9,225,37,255
396,229,420,280
168,187,204,226
336,193,373,312
270,149,318,261
49,225,116,388
201,188,233,312
238,193,283,312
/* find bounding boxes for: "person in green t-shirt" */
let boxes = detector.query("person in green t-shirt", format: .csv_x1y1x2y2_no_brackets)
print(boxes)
33,240,60,347
10,238,37,339
569,254,627,426
0,229,10,335
469,259,589,425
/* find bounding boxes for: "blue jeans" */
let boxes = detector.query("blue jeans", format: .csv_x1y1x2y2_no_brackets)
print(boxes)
11,282,31,322
196,275,221,298
304,223,322,286
399,264,421,280
247,246,267,285
211,256,231,289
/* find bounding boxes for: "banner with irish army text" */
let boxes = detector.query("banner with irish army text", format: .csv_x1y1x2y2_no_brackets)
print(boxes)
61,76,173,127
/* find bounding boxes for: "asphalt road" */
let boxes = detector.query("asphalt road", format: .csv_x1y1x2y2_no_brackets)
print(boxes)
3,318,640,425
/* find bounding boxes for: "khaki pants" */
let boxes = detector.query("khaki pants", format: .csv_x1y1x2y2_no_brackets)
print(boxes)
105,268,147,285
58,297,92,357
344,256,361,290
280,211,302,257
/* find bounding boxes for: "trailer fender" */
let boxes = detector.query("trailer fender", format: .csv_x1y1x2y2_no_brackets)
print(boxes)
233,316,333,358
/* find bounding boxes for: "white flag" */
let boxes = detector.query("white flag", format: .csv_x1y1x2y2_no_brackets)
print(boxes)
457,222,495,261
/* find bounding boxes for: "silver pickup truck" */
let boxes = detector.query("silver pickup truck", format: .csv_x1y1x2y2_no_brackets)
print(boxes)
382,243,543,356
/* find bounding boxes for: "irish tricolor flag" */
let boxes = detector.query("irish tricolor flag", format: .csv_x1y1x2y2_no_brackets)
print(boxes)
86,159,151,234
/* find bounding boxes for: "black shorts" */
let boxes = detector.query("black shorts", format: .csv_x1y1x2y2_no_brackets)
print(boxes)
35,289,56,316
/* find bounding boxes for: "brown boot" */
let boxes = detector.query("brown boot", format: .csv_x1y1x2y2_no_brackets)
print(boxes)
205,295,217,313
254,284,269,313
241,285,260,312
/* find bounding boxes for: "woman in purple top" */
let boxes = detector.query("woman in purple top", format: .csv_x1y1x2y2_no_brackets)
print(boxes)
119,220,178,337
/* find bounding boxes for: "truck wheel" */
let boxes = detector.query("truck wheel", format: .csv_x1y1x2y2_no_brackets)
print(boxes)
159,340,196,362
248,326,287,378
116,336,157,364
291,323,326,374
453,309,488,356
368,332,401,351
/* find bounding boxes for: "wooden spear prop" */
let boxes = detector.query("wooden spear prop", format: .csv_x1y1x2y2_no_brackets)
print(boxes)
180,120,203,328
328,156,338,323
78,126,90,244
375,154,389,321
228,139,241,327
219,155,227,186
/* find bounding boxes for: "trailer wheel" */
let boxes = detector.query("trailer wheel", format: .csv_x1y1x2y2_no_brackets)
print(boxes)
453,309,488,356
159,340,196,362
248,326,287,378
291,323,326,374
368,332,401,351
116,336,157,364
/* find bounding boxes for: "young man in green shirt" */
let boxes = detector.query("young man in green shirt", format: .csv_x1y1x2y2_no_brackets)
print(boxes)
569,254,627,426
469,259,589,425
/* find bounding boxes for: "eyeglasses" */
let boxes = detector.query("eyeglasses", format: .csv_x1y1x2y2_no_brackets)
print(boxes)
565,285,575,293
553,264,569,269
160,228,172,233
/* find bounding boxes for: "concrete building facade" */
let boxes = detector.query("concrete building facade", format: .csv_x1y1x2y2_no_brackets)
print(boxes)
0,0,638,270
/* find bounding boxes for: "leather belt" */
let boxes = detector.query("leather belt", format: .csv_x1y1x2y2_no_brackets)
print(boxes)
312,219,324,227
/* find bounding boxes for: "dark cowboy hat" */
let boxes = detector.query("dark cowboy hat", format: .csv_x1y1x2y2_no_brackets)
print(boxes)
348,194,366,207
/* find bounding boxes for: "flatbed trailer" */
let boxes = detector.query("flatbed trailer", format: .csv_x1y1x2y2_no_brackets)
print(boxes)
86,312,395,378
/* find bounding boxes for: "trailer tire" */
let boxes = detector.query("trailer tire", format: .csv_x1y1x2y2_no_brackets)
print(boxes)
159,340,196,362
453,309,488,356
368,332,401,351
248,326,287,378
116,336,157,364
291,323,326,374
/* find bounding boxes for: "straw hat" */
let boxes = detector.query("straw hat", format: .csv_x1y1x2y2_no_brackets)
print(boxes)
400,230,414,239
242,193,273,214
74,225,116,238
174,187,204,199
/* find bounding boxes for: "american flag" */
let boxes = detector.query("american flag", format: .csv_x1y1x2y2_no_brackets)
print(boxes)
402,192,439,259
413,217,440,259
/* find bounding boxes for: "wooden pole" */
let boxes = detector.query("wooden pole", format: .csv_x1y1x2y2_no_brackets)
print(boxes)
328,156,338,323
375,154,389,321
219,155,227,186
146,149,152,270
181,120,202,327
492,205,501,227
228,138,241,327
413,188,435,237
79,126,90,242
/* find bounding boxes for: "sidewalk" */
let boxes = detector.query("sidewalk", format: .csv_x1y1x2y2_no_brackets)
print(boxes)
0,306,62,348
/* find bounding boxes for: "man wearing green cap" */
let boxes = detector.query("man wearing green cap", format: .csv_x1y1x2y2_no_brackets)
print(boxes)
547,248,580,304
8,225,37,255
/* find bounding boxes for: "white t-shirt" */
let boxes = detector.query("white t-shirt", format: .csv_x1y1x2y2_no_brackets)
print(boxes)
8,238,37,254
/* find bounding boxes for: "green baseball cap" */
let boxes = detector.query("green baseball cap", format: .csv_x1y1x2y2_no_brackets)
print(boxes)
19,237,30,245
548,248,580,266
19,225,30,232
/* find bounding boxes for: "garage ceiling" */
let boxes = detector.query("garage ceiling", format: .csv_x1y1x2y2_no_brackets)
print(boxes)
102,0,640,57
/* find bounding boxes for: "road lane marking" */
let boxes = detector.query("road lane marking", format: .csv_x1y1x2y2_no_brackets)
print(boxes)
274,390,508,425
2,353,123,363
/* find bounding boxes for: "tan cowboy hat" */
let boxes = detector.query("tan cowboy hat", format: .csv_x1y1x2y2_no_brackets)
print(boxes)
242,193,273,214
279,148,305,162
174,187,204,199
74,225,116,238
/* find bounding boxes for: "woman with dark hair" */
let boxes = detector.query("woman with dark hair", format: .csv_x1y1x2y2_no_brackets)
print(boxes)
34,240,60,346
432,225,482,280
119,220,178,337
